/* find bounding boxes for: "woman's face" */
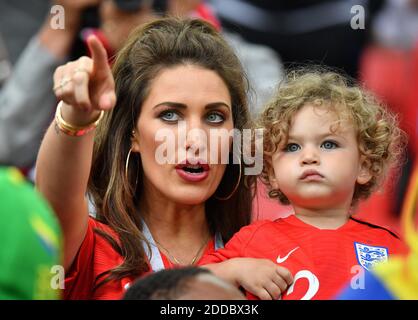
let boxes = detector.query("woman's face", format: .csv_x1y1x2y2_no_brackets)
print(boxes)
131,64,234,205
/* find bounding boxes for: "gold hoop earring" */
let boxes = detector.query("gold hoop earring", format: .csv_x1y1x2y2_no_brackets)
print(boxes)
125,147,133,180
125,147,139,191
215,157,242,201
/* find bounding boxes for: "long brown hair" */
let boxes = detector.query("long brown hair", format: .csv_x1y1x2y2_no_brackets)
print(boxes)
88,17,255,287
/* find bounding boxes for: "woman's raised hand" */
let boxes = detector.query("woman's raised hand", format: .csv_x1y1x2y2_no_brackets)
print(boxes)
53,35,116,124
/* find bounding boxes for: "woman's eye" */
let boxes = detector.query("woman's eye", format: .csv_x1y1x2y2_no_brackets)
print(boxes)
206,112,225,124
321,140,338,149
160,111,180,122
285,143,300,152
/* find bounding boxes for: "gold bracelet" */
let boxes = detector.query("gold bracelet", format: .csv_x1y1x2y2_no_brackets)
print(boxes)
54,101,104,137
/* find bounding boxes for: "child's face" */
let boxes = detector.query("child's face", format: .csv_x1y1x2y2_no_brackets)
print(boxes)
269,104,372,209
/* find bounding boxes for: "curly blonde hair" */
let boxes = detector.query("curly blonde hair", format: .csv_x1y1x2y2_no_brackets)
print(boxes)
257,68,406,206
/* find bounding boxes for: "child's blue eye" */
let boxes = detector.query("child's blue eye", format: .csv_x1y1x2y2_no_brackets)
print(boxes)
160,110,180,122
285,143,300,152
206,112,225,124
321,140,338,149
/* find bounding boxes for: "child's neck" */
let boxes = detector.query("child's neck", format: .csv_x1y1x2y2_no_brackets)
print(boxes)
293,205,350,230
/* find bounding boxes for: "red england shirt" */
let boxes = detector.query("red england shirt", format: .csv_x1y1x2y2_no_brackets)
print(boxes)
199,215,406,300
64,217,216,300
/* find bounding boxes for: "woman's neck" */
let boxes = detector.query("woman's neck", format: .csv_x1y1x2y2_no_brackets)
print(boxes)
139,192,211,266
141,200,209,240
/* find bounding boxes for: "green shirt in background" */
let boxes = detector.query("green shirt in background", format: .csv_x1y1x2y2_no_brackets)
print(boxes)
0,167,62,299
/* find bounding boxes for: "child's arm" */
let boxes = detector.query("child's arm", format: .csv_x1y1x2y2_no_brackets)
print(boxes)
200,221,293,300
204,258,293,300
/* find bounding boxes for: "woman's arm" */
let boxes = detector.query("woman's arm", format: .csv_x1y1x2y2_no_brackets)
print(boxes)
35,36,116,271
36,109,96,271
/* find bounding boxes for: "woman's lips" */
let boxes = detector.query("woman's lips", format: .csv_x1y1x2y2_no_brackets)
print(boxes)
175,160,210,182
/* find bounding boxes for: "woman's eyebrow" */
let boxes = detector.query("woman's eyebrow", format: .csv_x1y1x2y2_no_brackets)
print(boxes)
153,102,187,110
153,102,231,110
205,102,231,111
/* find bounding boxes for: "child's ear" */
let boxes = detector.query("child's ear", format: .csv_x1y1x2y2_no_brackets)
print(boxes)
357,157,372,185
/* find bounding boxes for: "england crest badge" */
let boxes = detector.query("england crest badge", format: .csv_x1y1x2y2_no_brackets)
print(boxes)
354,242,389,271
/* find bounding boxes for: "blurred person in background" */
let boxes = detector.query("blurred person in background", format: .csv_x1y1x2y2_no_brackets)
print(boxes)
0,0,101,168
372,0,418,50
207,0,384,79
355,0,418,234
123,267,245,300
0,167,62,300
0,0,157,170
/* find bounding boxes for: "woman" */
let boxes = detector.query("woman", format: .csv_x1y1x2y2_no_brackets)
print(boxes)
36,17,257,299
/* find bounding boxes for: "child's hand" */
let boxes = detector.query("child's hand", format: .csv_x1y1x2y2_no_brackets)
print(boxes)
234,258,293,300
204,258,293,300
